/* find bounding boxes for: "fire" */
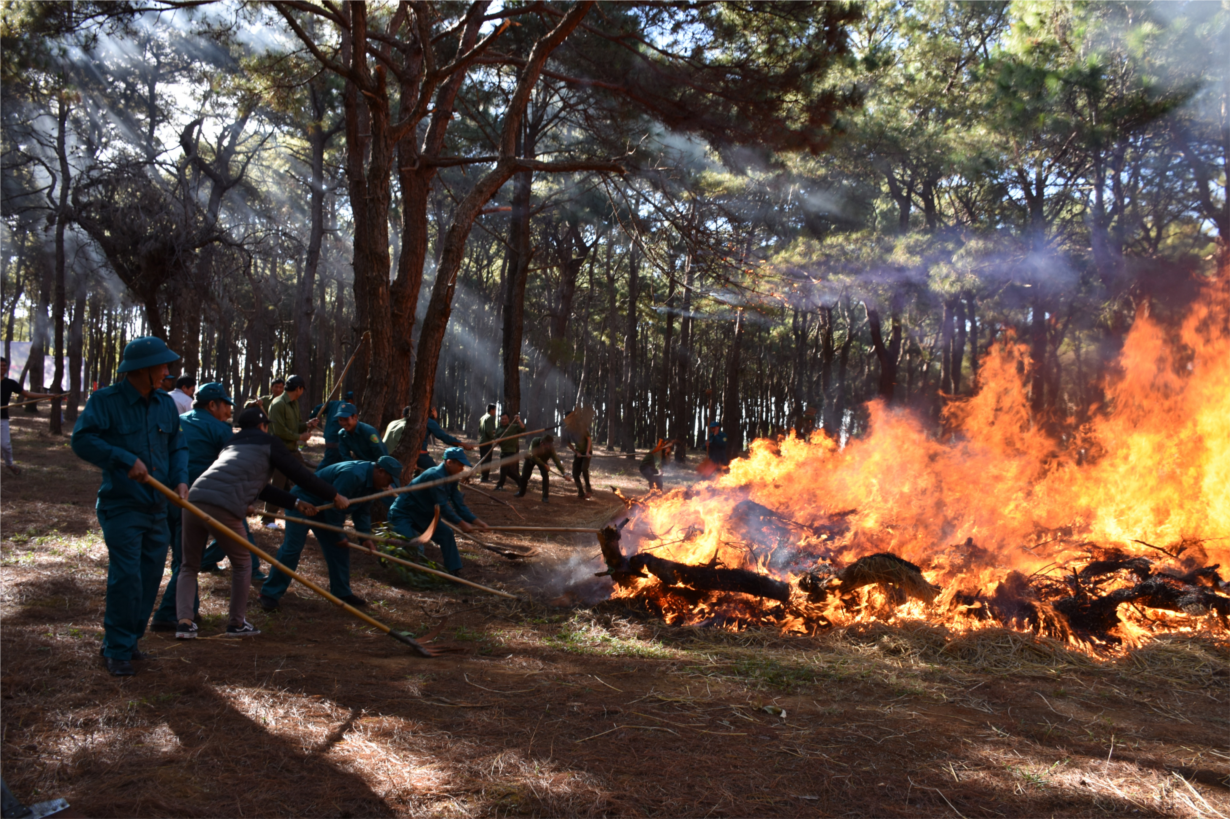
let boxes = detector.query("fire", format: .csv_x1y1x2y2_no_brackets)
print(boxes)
604,286,1230,645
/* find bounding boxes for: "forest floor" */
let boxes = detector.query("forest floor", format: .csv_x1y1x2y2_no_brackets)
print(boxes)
2,409,1228,818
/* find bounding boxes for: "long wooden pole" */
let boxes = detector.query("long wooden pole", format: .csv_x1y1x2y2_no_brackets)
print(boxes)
485,526,600,534
336,540,520,599
314,451,528,511
322,330,370,406
261,508,438,547
2,393,70,410
142,476,435,657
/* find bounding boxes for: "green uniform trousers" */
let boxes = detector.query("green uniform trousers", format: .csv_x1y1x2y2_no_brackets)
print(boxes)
98,506,170,660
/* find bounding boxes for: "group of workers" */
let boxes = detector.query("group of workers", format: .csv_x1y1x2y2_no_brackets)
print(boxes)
46,334,735,677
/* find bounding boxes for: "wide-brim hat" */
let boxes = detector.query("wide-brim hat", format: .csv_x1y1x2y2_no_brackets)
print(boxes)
118,336,180,373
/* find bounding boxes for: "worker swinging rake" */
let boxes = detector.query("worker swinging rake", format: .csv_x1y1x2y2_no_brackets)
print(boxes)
144,476,474,658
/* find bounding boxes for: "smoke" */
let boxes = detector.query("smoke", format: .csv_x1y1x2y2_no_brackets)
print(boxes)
519,550,614,605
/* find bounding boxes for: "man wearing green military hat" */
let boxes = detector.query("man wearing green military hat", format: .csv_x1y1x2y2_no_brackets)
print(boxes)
335,403,388,464
71,336,189,677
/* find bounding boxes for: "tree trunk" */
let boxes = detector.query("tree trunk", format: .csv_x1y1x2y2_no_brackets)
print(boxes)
67,283,86,422
866,302,902,404
621,244,640,453
500,159,535,415
723,308,745,456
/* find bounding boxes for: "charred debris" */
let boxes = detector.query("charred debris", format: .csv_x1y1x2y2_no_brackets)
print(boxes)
595,498,1230,645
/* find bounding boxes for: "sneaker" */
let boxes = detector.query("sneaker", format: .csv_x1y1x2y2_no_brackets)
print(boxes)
264,520,282,530
513,491,526,498
338,593,367,608
250,570,268,584
258,594,279,612
175,620,198,640
199,563,223,574
104,657,134,677
223,620,260,638
149,619,177,633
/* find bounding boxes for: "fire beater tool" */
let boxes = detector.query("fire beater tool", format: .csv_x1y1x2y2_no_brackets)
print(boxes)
143,476,437,657
260,505,440,547
441,520,537,560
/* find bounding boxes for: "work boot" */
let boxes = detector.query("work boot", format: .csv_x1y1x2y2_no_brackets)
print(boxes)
339,593,367,608
541,495,549,504
250,569,268,584
104,657,134,677
258,594,279,612
449,567,463,578
513,490,525,498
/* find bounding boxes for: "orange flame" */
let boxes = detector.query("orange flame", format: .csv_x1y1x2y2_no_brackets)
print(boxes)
613,286,1230,643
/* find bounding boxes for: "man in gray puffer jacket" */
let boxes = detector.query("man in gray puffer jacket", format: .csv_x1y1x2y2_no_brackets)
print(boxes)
175,407,352,639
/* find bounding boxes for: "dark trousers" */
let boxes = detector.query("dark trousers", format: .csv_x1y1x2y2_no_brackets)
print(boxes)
573,457,591,497
478,444,494,481
517,460,550,498
98,506,170,660
494,458,519,488
415,452,435,476
264,447,307,522
641,464,663,491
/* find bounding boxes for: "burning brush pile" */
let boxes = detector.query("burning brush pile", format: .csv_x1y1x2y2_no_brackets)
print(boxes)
596,293,1230,649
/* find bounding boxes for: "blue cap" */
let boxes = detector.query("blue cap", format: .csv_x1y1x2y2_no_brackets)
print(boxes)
375,455,402,486
344,391,354,399
336,402,358,417
196,382,233,405
443,446,470,466
118,336,180,373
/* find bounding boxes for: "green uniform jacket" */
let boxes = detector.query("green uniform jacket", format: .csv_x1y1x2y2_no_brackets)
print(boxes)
496,421,526,455
180,408,234,484
639,450,661,470
479,413,498,443
71,379,189,512
527,437,565,472
268,393,306,450
338,421,388,463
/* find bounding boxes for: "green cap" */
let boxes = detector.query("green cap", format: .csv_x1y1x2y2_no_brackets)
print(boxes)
375,455,402,487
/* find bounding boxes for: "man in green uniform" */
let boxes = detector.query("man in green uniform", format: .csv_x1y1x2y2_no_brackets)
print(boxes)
389,447,489,576
515,433,566,503
569,429,594,499
259,455,400,610
492,412,525,490
71,337,188,677
262,374,317,525
477,403,498,482
336,402,388,463
311,390,354,468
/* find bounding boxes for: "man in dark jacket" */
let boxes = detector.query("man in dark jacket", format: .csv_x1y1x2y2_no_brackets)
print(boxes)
389,447,488,576
259,455,400,610
173,407,348,640
151,382,257,632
